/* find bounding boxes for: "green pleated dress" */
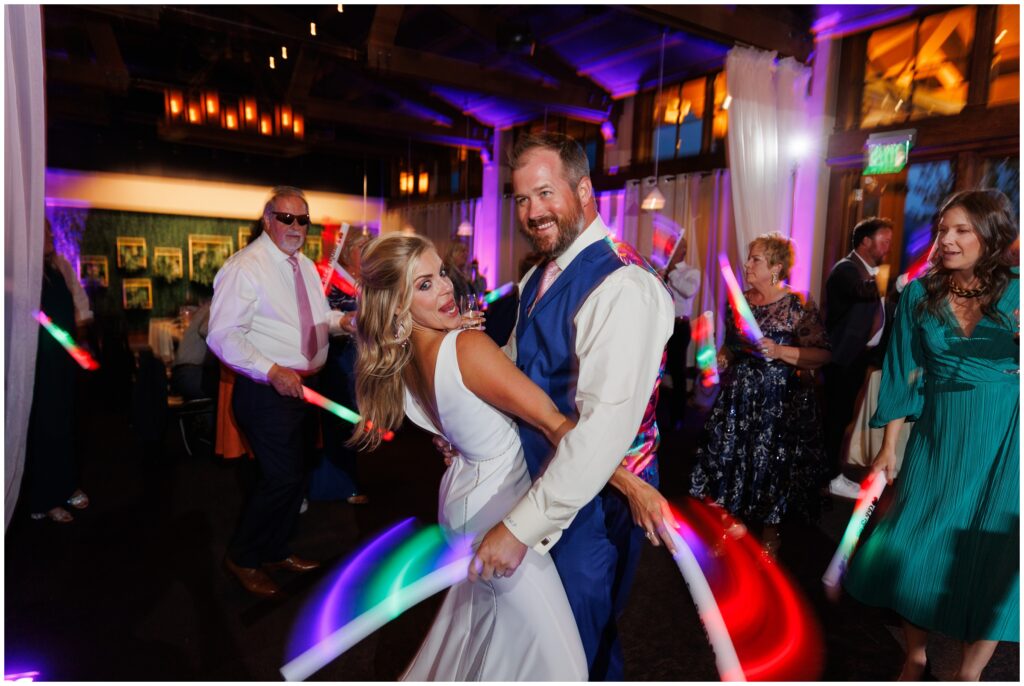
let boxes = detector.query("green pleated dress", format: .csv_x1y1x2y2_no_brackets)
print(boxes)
845,275,1019,642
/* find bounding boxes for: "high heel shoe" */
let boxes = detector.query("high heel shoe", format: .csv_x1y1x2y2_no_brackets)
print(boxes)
67,489,89,510
31,507,74,523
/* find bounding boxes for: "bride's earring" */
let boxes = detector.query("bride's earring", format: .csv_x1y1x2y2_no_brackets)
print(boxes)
771,271,779,286
393,319,408,348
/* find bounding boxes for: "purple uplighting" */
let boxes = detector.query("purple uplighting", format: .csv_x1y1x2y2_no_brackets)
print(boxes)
4,671,39,682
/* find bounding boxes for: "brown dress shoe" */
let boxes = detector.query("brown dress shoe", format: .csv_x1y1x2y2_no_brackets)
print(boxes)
224,556,280,597
263,554,321,573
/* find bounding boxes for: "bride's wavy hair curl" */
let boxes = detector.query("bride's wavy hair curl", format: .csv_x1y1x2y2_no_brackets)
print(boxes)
917,189,1018,327
348,233,434,451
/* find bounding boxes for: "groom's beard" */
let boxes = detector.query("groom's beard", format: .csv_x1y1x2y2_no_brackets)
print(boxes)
520,197,586,259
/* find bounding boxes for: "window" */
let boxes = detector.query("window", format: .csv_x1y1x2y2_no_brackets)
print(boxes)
652,76,707,161
902,160,954,269
710,72,729,152
861,7,976,128
989,5,1019,106
982,156,1020,224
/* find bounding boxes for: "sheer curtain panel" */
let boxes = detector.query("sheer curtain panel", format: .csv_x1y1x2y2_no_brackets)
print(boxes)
5,5,46,529
725,46,811,252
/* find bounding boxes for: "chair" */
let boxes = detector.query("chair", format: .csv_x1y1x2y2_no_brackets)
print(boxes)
168,395,214,456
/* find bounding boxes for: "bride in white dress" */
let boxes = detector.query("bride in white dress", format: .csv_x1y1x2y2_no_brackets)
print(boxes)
349,234,587,681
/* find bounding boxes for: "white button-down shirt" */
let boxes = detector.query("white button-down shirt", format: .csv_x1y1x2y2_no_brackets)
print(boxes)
207,231,342,382
666,261,702,319
852,251,885,348
503,216,675,552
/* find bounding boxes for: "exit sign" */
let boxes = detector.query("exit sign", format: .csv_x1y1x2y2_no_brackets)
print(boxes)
863,129,916,175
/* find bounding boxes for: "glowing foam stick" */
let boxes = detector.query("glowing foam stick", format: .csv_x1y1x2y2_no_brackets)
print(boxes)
321,223,350,294
32,310,99,370
4,671,40,682
822,471,886,594
482,281,514,304
693,311,719,387
664,522,745,681
666,499,825,681
717,254,764,343
282,521,473,680
904,238,938,282
301,386,393,441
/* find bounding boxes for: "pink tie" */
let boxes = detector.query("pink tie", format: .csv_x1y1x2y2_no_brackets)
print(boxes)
530,261,561,314
288,255,318,361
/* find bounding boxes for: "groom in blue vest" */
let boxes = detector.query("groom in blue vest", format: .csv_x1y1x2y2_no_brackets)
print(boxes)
470,133,675,679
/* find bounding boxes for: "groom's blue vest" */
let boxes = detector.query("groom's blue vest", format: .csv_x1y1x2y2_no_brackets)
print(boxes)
515,237,660,489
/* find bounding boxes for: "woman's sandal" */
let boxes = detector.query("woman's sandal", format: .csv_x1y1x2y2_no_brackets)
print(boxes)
66,489,90,510
30,507,74,523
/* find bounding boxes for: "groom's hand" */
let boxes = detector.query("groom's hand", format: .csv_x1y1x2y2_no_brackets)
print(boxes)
432,435,459,467
468,522,527,583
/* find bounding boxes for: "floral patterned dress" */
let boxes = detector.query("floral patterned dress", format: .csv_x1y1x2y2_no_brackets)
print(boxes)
689,291,830,525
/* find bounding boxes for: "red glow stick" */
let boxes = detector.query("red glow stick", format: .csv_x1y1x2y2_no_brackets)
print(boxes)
32,310,99,370
301,385,393,441
718,254,764,343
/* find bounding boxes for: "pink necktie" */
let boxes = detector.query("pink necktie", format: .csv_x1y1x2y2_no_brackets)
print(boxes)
288,255,318,361
530,261,561,314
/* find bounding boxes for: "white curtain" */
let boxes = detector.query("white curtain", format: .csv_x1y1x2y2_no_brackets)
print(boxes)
623,170,737,352
5,5,46,530
383,198,482,259
726,46,811,250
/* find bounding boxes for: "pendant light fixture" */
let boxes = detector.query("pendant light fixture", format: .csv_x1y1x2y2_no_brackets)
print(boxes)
457,102,474,239
642,29,667,212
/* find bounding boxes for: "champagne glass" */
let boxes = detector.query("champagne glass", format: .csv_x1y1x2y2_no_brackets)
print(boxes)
460,294,484,330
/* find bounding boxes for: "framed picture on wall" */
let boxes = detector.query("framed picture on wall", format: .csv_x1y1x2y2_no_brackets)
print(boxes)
78,255,109,287
122,278,153,310
302,234,322,263
238,226,251,250
153,247,184,281
188,234,233,286
116,236,147,272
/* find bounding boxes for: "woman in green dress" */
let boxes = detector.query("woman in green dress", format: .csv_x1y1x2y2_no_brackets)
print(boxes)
845,189,1019,681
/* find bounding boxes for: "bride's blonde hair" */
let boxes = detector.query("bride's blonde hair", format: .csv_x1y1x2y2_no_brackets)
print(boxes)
348,233,434,451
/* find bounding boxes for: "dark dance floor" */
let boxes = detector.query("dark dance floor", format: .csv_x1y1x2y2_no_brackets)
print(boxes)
5,383,1019,681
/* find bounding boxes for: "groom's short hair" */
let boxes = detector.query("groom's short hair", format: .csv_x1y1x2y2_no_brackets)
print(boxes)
508,132,590,189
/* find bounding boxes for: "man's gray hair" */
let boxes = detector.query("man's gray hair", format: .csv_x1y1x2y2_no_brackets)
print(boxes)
262,185,309,225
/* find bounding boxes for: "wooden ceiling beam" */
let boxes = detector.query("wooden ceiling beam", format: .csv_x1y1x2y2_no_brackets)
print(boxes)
437,5,612,104
629,5,812,62
304,97,491,150
364,43,608,118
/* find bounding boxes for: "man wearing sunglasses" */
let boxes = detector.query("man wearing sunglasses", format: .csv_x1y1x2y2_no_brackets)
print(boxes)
208,185,346,598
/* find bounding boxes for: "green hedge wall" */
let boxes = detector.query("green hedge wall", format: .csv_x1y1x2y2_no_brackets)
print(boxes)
50,206,323,330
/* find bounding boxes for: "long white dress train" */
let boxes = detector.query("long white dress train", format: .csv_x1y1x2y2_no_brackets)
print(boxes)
400,330,587,681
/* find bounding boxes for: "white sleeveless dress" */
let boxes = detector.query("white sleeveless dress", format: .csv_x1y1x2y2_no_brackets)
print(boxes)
400,330,587,681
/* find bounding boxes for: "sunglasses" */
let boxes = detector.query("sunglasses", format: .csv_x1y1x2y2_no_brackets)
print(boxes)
272,212,311,227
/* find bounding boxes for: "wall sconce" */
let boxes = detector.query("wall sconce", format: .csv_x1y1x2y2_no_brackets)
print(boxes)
418,171,429,194
278,105,292,131
166,90,184,119
187,99,202,124
260,114,273,136
223,107,239,130
399,172,410,194
292,114,304,140
204,92,219,119
243,97,257,127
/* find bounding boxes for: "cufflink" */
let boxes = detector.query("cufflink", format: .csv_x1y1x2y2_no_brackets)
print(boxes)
541,537,550,546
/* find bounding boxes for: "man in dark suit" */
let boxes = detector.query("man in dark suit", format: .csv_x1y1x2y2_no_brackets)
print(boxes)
823,217,893,498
